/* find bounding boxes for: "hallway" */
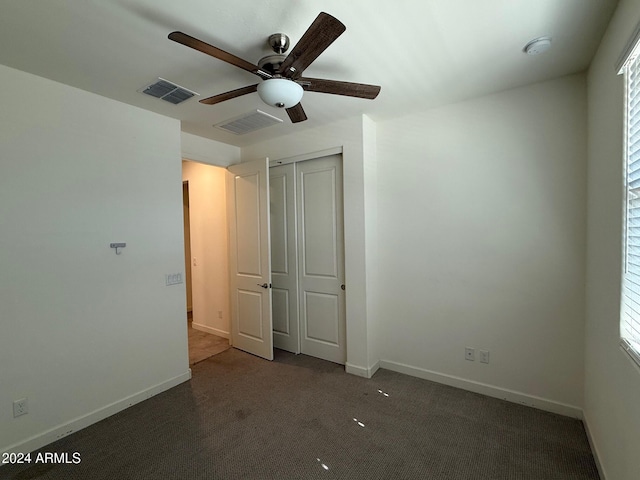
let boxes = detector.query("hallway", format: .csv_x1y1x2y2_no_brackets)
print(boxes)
187,314,230,365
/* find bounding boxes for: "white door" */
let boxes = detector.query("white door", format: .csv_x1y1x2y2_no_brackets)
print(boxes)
227,158,273,360
297,155,345,364
269,164,300,353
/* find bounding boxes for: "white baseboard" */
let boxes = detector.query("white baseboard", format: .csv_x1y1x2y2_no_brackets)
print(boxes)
379,359,583,418
192,322,229,339
1,370,192,456
582,412,607,480
369,360,380,377
346,360,380,379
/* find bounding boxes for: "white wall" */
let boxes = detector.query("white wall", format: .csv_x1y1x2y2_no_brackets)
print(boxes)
182,160,231,338
0,64,190,454
376,74,588,415
585,0,640,478
181,131,240,167
242,116,376,376
362,116,380,369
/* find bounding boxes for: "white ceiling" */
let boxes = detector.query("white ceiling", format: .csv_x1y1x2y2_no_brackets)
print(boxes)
0,0,618,147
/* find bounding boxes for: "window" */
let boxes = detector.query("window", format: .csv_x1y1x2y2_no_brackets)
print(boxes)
619,32,640,367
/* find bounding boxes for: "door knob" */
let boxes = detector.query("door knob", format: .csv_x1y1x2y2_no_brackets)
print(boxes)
257,283,270,289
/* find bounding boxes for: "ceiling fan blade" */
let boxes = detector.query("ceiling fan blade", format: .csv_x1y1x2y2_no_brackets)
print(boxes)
299,77,381,99
286,103,307,123
279,12,346,78
168,31,271,79
199,84,258,105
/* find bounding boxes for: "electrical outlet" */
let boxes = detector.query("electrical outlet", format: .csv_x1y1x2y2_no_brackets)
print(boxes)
479,350,490,364
465,347,475,361
218,310,223,319
13,398,28,418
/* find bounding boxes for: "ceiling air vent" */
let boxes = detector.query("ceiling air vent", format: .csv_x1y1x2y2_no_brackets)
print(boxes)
215,110,283,135
140,78,197,104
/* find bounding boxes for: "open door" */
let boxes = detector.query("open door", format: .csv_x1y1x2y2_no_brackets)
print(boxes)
227,158,273,360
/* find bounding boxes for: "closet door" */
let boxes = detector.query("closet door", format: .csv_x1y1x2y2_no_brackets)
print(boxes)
270,164,300,354
297,155,346,364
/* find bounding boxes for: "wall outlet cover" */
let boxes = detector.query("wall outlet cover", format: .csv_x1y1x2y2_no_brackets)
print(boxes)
13,398,28,417
479,350,490,364
465,347,475,361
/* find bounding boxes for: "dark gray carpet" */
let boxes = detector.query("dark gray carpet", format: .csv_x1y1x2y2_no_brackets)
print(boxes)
1,349,599,480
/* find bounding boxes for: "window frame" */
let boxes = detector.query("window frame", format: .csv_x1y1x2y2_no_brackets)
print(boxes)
619,30,640,368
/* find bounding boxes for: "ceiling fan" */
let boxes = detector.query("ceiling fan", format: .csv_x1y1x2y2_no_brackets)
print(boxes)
168,12,381,123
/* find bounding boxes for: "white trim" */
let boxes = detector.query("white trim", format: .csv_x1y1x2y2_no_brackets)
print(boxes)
345,360,379,379
583,412,608,480
620,343,640,373
269,147,343,167
368,360,380,377
616,20,640,74
1,371,192,456
379,360,583,418
192,322,230,339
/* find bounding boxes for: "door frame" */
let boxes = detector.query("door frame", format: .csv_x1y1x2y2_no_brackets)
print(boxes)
269,147,343,168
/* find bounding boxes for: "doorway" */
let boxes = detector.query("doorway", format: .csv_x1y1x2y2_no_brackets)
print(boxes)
183,181,193,314
182,161,231,365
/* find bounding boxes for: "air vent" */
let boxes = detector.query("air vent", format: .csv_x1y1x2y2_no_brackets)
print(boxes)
214,110,283,135
140,78,198,105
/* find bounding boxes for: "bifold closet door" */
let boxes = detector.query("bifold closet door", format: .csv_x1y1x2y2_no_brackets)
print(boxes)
269,164,300,354
297,155,346,364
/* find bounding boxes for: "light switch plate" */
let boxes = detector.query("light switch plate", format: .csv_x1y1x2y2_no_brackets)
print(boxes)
165,273,183,286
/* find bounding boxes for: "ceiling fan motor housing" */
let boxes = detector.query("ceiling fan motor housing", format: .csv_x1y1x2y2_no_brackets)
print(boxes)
258,33,291,75
258,54,286,75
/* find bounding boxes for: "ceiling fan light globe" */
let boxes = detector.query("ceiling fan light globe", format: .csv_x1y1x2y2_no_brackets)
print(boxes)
257,78,303,109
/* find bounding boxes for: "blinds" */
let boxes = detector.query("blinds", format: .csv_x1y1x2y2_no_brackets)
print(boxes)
622,51,640,366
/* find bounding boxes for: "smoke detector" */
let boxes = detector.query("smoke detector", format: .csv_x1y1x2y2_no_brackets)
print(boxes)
523,37,552,55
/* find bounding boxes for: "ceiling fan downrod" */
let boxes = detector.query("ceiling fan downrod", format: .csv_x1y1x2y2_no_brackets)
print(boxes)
268,33,290,54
